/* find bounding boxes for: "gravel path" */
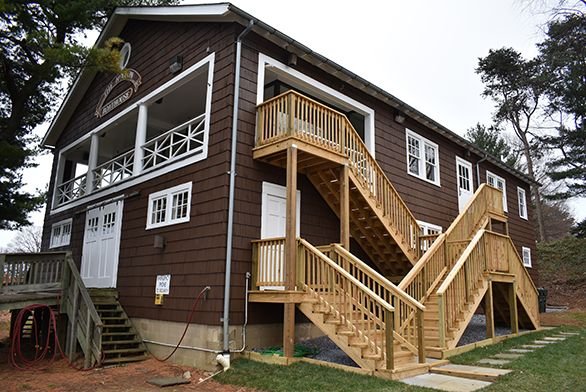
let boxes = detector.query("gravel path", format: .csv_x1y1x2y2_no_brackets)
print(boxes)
299,336,358,367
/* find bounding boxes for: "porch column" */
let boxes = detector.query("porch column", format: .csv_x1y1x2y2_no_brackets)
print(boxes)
283,144,298,358
86,133,99,194
485,280,495,339
339,164,350,249
133,104,148,176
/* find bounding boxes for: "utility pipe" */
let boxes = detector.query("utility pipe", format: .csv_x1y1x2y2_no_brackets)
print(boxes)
222,20,255,354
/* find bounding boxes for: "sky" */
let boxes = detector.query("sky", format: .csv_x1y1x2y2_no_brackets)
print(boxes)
1,0,584,248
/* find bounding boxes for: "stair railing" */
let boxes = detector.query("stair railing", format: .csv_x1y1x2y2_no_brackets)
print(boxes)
435,229,488,347
321,244,425,362
399,184,504,303
483,231,540,327
1,252,65,293
297,239,397,369
60,252,103,367
257,90,420,261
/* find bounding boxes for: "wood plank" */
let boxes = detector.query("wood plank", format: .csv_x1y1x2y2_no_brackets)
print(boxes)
248,290,309,303
340,165,350,250
485,280,495,339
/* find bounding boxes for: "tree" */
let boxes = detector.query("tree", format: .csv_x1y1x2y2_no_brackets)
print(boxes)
7,226,42,253
476,48,548,241
539,12,586,198
571,218,586,238
465,123,521,169
0,0,177,230
540,200,575,241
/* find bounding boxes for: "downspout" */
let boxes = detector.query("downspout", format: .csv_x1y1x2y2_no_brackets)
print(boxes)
476,154,488,188
222,20,255,354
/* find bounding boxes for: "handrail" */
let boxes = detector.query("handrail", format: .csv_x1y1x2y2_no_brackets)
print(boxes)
143,113,206,146
297,238,397,369
93,148,134,190
256,90,420,261
325,244,425,359
399,184,503,302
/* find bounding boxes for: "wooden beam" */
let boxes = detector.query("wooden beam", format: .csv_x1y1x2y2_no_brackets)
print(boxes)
509,281,519,334
485,280,495,339
340,165,350,250
283,144,298,358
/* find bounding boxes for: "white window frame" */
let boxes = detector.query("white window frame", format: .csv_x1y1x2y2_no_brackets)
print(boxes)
146,182,192,229
406,129,441,187
486,171,508,212
49,218,73,248
417,220,443,235
522,246,532,268
517,186,528,220
50,52,215,215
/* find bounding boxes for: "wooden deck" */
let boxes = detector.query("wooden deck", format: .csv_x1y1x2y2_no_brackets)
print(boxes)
0,291,60,311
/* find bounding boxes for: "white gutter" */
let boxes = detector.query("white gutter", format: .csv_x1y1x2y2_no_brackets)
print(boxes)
222,19,254,353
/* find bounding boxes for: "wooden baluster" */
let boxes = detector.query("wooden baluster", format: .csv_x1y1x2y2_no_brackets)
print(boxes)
385,308,394,370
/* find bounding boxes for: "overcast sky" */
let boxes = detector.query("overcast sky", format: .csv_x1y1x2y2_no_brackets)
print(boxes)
1,0,584,248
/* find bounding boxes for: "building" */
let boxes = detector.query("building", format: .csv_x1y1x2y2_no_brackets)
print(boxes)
36,3,539,378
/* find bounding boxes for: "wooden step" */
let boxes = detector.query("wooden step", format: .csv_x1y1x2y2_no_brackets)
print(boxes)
103,347,146,355
101,354,148,365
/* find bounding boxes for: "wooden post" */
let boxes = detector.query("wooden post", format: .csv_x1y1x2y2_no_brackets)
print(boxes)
485,280,495,339
509,281,519,334
339,165,350,250
416,309,425,363
438,293,446,348
385,309,394,370
251,242,258,290
287,93,295,135
283,145,298,358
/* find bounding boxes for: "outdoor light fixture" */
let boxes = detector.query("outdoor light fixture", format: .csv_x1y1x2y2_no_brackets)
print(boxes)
394,113,406,124
288,53,298,66
169,55,183,74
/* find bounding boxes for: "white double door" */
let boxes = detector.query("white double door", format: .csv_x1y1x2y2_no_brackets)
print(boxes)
456,157,474,212
81,200,123,288
260,182,300,290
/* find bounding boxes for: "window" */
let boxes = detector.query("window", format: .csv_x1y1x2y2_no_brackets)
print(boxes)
522,246,532,268
406,130,440,186
517,187,528,220
146,182,192,229
50,219,73,248
486,171,507,212
418,221,443,236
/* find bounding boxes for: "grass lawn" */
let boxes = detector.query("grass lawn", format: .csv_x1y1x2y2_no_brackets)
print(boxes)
216,326,586,392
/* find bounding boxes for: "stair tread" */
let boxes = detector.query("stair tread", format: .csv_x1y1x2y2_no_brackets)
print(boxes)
101,354,148,365
101,339,142,345
103,347,146,354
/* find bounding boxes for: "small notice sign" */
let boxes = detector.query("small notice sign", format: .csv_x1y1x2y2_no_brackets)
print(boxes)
155,274,171,295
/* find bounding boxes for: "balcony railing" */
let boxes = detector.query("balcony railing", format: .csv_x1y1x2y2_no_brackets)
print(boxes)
93,149,134,190
54,113,206,207
56,174,87,206
142,113,206,170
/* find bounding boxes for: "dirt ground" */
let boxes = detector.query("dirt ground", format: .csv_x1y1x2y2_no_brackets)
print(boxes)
0,311,254,392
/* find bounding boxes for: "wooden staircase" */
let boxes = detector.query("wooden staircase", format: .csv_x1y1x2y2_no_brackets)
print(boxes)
89,289,148,365
252,90,540,372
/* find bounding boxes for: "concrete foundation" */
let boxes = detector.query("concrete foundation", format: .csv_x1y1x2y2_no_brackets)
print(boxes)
132,318,324,371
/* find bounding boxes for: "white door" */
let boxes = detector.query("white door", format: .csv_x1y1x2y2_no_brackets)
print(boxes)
456,157,474,212
260,182,300,290
81,200,123,288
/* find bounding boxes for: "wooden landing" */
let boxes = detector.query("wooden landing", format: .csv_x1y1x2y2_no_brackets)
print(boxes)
0,290,60,311
249,290,311,303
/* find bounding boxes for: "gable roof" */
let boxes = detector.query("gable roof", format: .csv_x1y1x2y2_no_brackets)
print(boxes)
42,2,534,185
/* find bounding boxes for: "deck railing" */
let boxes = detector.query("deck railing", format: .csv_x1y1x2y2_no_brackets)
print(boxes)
56,173,87,206
321,244,425,361
251,237,286,288
142,113,206,170
257,91,420,261
0,252,102,368
93,149,134,190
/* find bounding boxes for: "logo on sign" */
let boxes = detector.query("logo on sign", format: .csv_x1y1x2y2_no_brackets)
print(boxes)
95,42,142,118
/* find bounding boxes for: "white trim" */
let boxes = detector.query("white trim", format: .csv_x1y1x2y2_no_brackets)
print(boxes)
114,4,230,17
486,170,508,213
50,53,215,214
146,182,192,230
256,53,376,156
406,129,441,187
517,186,528,220
417,220,442,235
522,246,532,268
49,218,73,248
261,182,301,238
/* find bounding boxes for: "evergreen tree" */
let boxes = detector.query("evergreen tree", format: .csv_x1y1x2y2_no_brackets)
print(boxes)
0,0,177,229
465,123,520,169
